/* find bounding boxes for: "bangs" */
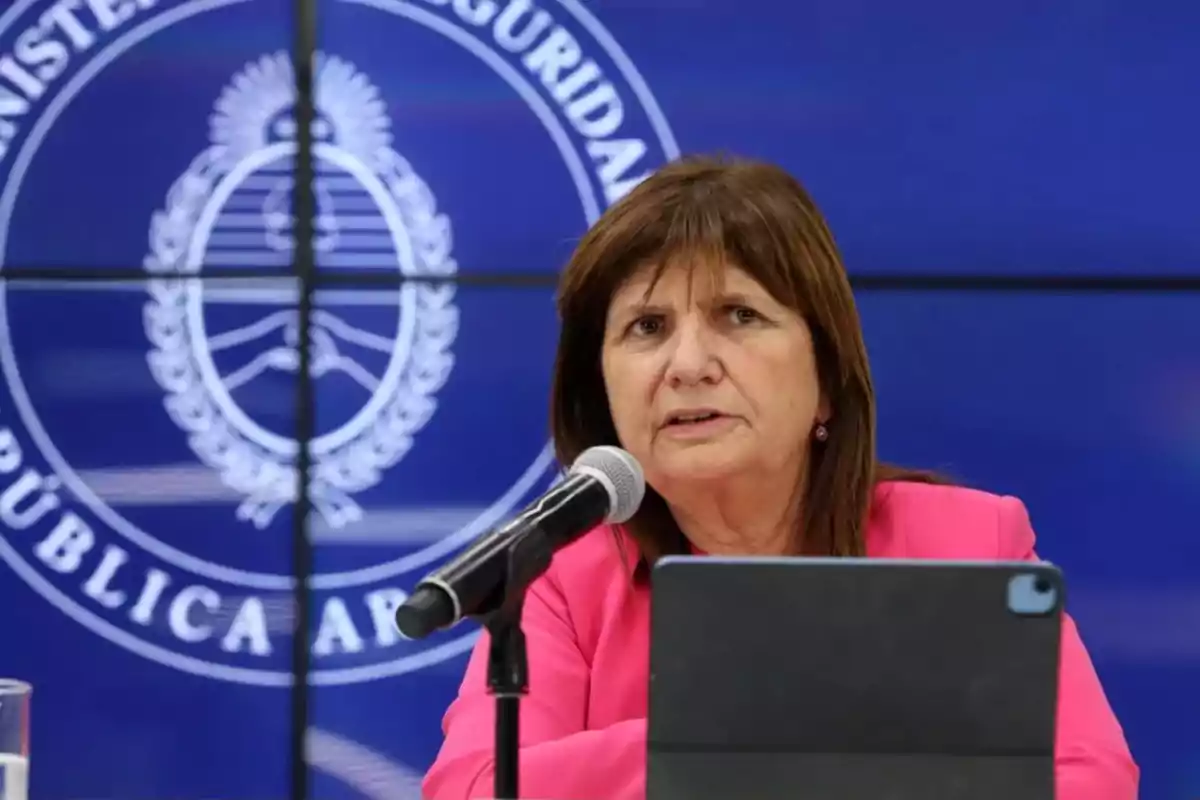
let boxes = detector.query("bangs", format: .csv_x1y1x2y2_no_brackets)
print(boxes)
633,195,732,305
594,179,810,315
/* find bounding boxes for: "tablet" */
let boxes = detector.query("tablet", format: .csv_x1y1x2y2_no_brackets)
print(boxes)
646,556,1063,800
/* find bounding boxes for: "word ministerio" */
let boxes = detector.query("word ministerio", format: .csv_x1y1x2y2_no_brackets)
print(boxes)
0,0,657,204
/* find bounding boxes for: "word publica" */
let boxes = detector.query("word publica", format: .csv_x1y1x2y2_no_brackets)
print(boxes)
0,426,408,660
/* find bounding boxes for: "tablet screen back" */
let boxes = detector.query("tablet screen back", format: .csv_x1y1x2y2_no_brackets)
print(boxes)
647,557,1063,800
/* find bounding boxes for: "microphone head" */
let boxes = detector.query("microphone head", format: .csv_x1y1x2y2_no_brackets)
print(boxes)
571,446,645,524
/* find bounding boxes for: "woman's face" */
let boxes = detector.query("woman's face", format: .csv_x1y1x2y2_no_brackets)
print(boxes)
601,259,828,491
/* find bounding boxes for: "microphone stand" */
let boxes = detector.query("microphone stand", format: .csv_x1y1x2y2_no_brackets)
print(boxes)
479,527,556,800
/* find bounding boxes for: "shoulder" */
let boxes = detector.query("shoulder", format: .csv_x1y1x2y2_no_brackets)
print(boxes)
547,523,635,584
868,480,1037,560
539,524,636,657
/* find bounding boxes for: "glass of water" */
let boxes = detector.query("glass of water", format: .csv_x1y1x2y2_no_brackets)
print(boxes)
0,680,29,800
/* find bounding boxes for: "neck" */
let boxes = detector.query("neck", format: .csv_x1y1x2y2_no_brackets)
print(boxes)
663,471,803,557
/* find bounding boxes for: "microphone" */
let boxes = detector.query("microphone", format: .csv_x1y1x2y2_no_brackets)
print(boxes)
394,445,645,640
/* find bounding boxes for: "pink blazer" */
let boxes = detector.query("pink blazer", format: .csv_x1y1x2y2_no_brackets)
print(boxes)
423,481,1139,799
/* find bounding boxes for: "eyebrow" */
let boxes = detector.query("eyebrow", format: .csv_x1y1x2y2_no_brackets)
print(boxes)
628,290,764,310
610,300,667,326
711,291,760,307
618,285,770,313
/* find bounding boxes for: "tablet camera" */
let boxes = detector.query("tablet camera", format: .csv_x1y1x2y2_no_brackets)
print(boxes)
1006,572,1059,617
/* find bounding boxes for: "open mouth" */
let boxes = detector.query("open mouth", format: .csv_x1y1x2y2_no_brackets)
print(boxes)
665,410,726,427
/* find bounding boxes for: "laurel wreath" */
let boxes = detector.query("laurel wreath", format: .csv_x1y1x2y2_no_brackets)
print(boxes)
143,145,458,530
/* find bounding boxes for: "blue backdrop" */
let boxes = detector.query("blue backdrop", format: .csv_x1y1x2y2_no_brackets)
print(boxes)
0,0,1194,798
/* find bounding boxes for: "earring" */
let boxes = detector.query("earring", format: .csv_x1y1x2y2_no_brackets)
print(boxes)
814,423,829,442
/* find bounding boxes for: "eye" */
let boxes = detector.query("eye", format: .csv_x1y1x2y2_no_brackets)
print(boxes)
629,314,665,337
727,305,761,325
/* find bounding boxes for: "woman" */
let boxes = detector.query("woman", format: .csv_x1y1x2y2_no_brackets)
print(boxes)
422,156,1138,799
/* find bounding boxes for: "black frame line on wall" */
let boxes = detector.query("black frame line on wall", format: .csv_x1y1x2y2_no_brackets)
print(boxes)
0,265,1198,292
289,0,318,796
848,273,1200,292
0,265,568,288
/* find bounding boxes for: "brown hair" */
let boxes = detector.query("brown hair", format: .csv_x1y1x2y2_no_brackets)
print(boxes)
550,154,944,566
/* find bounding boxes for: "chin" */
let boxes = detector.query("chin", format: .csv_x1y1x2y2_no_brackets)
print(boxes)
649,445,749,485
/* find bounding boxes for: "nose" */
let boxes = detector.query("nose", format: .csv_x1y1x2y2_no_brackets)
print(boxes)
664,316,721,387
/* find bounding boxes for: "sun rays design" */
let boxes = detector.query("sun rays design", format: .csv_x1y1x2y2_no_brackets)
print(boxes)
208,51,393,167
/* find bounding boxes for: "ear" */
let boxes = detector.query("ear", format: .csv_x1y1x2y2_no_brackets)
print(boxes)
817,393,832,425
